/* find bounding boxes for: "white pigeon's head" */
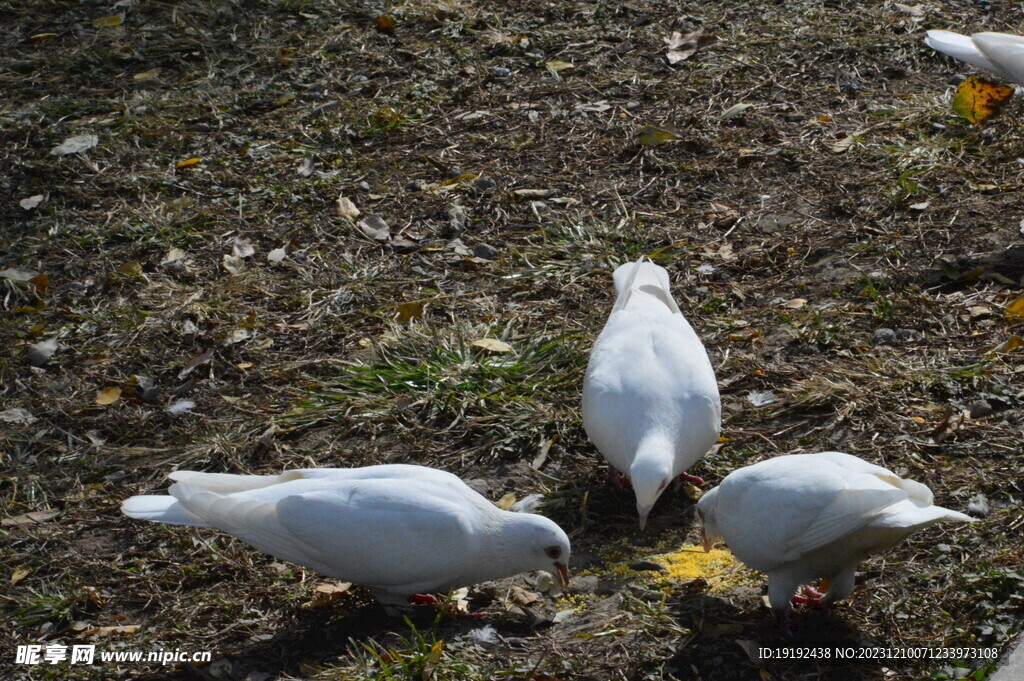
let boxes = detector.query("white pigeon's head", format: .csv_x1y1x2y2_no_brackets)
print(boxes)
695,485,722,551
514,513,571,588
630,458,673,530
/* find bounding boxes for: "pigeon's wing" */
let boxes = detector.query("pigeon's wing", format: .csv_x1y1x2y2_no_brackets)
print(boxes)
925,30,999,73
171,477,478,591
717,456,905,569
813,452,934,505
973,33,1024,85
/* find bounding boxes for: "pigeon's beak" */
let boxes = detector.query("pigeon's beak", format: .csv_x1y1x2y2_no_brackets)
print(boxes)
701,528,711,553
554,562,569,589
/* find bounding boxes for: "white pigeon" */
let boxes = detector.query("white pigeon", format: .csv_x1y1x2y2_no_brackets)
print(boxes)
925,30,1024,86
122,464,570,610
697,452,976,632
582,257,721,528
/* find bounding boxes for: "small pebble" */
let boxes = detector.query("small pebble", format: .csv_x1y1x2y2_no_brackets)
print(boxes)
473,243,499,260
872,328,896,345
895,328,918,342
490,67,511,78
967,399,993,419
625,101,641,111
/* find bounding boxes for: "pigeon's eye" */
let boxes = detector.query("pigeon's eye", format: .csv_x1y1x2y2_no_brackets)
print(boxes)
545,546,561,560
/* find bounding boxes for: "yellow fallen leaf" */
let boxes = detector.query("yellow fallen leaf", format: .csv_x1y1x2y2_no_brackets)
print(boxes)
117,261,142,276
85,625,140,637
1006,294,1024,323
471,338,512,353
302,581,353,609
92,15,123,28
176,157,201,169
2,510,60,527
638,127,681,147
952,76,1013,124
133,68,162,81
11,566,30,584
396,302,423,322
546,60,574,73
27,33,58,43
494,492,517,510
95,387,121,406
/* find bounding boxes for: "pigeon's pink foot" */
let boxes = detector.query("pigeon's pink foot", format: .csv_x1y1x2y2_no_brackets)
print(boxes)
675,472,704,486
606,469,631,490
791,582,828,608
408,594,440,606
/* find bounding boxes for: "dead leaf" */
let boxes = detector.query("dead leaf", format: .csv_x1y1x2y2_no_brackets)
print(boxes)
50,134,98,156
0,267,38,282
222,254,245,274
894,3,925,16
396,302,423,322
638,127,681,147
11,566,30,584
952,76,1013,124
162,248,186,266
782,298,807,309
29,273,48,296
664,29,716,64
375,15,396,34
176,157,201,169
85,625,140,637
337,196,360,219
0,408,36,424
302,581,353,609
721,103,754,121
989,335,1024,355
831,130,865,154
471,338,512,353
133,68,162,81
494,492,517,510
95,387,121,406
117,261,142,277
267,247,287,264
357,215,391,241
509,585,540,605
545,60,574,74
1005,294,1024,323
511,189,556,199
2,510,59,527
92,15,123,28
178,347,215,379
20,195,44,210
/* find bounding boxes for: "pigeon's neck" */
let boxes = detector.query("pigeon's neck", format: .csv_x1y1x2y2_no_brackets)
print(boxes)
619,288,677,315
631,431,675,473
471,514,543,582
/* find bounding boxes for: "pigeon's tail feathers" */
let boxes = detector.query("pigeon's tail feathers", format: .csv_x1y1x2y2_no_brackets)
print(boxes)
971,33,1024,86
875,499,978,530
925,30,999,73
121,495,210,527
168,470,305,494
611,258,681,314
